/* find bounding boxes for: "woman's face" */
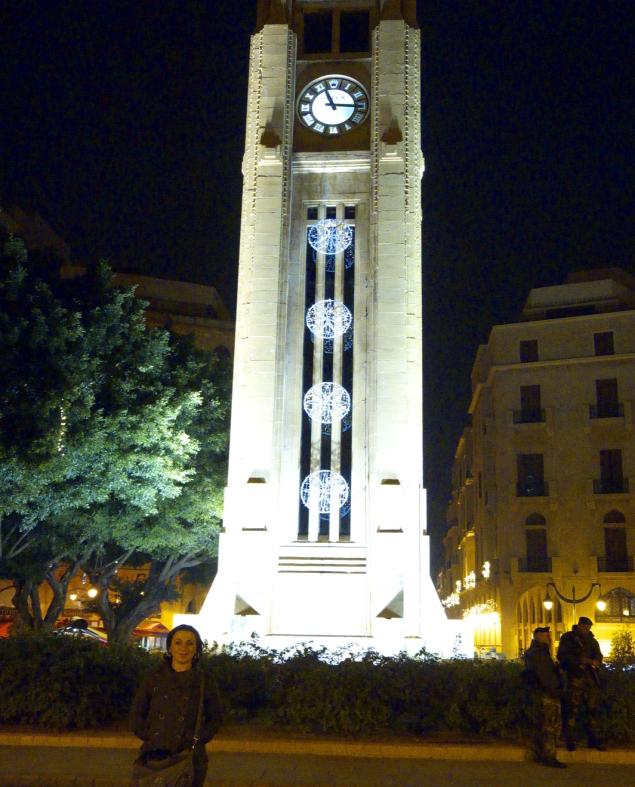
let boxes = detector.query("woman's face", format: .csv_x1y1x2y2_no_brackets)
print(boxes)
169,631,197,671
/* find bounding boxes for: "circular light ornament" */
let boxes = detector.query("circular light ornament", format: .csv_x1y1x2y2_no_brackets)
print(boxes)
300,470,349,514
308,219,353,255
306,299,352,339
304,382,351,424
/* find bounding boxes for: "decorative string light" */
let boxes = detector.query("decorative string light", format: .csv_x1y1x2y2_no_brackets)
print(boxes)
300,470,349,514
304,383,351,424
306,299,352,339
307,219,353,255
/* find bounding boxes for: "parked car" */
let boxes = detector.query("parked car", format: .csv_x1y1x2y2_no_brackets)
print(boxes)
55,618,107,645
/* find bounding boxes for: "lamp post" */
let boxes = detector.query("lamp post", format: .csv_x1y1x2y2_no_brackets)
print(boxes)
542,581,602,622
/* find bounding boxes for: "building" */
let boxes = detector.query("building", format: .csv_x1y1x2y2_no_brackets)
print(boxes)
188,0,456,655
437,269,635,658
63,266,234,355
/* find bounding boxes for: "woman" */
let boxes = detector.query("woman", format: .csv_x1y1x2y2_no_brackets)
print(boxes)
131,624,224,787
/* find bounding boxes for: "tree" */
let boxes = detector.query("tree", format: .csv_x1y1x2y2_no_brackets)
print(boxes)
84,345,231,644
0,233,230,635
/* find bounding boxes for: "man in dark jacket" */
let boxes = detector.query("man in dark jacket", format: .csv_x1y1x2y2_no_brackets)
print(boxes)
557,616,605,751
524,626,566,768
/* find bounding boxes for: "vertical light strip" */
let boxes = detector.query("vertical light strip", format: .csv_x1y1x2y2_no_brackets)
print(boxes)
329,202,345,541
308,204,327,541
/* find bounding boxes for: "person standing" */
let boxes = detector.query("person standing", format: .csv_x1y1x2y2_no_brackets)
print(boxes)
131,624,224,786
523,626,566,768
557,616,606,751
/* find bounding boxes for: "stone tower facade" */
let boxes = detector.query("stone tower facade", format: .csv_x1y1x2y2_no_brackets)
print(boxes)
190,0,455,654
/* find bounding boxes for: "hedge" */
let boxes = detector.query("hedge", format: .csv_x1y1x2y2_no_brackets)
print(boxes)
1,633,634,743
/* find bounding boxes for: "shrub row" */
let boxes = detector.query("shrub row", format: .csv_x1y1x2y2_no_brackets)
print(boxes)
1,634,634,742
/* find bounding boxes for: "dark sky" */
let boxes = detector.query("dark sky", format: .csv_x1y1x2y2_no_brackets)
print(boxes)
2,1,634,568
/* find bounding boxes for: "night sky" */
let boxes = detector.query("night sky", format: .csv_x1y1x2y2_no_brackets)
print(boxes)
2,1,634,569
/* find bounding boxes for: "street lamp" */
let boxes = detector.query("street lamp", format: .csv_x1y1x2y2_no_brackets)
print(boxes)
542,581,602,620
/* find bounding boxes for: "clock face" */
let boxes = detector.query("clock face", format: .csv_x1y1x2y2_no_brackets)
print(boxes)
297,75,369,136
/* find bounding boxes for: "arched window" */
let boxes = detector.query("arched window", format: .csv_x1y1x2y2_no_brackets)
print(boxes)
603,510,626,524
596,587,635,621
526,513,546,526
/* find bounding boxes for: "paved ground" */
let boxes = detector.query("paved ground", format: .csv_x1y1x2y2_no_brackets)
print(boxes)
2,747,635,786
1,725,633,786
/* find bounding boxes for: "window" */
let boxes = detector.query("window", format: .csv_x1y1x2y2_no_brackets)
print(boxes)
326,206,337,219
517,454,547,497
520,525,550,572
519,340,538,363
339,11,369,53
303,11,333,54
594,331,614,356
307,206,318,220
514,384,544,423
525,513,546,526
301,9,370,57
603,510,626,524
594,449,628,494
344,205,356,220
601,527,630,572
591,378,622,418
596,587,635,620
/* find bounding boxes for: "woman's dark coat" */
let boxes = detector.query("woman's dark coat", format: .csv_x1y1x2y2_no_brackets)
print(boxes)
131,661,223,754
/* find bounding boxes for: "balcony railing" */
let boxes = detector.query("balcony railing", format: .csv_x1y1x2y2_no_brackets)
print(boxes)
593,478,629,494
517,480,549,497
518,557,552,573
513,408,546,424
597,556,634,572
589,403,624,419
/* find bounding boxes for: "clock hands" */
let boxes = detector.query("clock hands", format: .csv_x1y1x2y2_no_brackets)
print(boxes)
324,89,337,110
322,90,354,111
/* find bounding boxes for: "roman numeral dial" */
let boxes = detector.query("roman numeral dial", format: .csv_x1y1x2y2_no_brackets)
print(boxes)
297,75,369,136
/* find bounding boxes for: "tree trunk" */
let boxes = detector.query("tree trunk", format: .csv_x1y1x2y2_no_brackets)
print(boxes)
12,579,45,629
107,592,164,646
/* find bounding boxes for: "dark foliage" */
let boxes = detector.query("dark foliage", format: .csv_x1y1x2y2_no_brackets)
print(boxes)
2,636,634,742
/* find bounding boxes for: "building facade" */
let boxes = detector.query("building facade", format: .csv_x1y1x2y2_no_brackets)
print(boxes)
437,270,635,657
191,0,454,654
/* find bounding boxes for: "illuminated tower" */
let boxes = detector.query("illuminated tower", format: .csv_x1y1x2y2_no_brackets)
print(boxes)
193,0,454,654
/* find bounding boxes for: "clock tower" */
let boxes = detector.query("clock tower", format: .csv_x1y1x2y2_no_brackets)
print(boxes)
191,0,457,654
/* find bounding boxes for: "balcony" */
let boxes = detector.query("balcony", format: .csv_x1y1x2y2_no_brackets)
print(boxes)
516,479,549,497
593,478,629,494
597,556,634,572
589,403,624,419
518,557,552,573
513,408,546,424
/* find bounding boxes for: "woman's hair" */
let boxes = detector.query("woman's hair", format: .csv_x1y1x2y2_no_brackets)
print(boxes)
165,624,204,664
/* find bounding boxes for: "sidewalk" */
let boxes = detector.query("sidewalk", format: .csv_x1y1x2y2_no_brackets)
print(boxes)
1,725,634,786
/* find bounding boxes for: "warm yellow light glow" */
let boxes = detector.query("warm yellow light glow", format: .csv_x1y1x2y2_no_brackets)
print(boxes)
69,593,78,601
455,579,462,593
482,561,491,579
442,592,460,608
464,571,476,590
87,587,98,599
596,599,607,612
543,598,553,611
623,609,630,617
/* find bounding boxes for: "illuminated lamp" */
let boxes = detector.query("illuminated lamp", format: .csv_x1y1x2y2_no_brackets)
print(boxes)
87,587,98,599
306,299,352,339
69,593,78,602
543,592,553,611
300,470,349,514
595,599,607,612
308,219,353,255
304,382,350,424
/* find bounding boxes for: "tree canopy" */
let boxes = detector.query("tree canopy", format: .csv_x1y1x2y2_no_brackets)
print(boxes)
0,233,230,639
